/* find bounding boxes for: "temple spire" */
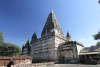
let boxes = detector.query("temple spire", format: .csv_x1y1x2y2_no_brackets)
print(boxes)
23,41,25,47
66,30,71,37
24,41,25,45
67,29,68,33
51,6,53,13
66,30,72,41
41,6,64,37
34,31,35,34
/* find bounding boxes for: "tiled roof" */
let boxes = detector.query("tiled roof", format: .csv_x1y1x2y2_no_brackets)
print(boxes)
59,41,84,47
80,46,100,53
0,55,32,60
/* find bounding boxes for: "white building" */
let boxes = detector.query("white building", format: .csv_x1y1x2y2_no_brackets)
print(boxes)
22,7,84,62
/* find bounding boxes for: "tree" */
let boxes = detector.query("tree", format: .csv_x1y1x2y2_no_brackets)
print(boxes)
99,0,100,4
93,32,100,40
0,43,21,56
0,31,21,56
96,41,100,46
0,31,4,45
5,43,21,56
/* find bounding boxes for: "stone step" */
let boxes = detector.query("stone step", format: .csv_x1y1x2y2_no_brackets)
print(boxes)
11,62,54,67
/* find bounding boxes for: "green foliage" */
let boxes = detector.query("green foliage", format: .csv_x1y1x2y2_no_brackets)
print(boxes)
93,32,100,40
90,55,100,58
0,43,21,56
93,56,100,58
96,41,100,46
0,31,4,45
0,31,21,57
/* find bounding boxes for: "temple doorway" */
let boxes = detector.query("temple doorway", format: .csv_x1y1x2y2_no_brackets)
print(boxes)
62,56,65,63
7,61,14,67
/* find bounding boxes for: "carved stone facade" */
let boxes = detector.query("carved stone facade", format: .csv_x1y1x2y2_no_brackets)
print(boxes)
30,36,55,60
0,55,32,67
22,7,84,62
22,39,30,56
57,41,83,62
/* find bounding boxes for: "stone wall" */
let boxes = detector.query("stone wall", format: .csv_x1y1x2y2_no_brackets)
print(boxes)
0,56,32,67
57,43,79,63
13,58,32,65
30,33,67,62
11,62,54,67
0,60,10,66
30,36,57,61
54,36,66,60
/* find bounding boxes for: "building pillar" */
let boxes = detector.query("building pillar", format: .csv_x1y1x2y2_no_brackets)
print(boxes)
73,48,75,62
85,55,86,59
74,43,78,62
72,42,75,62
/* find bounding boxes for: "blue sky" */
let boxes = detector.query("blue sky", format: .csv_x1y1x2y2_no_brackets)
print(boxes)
0,0,100,50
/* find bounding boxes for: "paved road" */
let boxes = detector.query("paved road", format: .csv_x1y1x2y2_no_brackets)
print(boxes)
24,64,100,67
45,64,100,67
